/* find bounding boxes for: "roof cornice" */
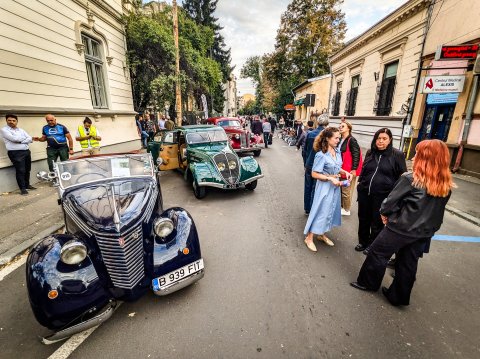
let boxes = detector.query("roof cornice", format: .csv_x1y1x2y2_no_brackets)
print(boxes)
330,0,430,63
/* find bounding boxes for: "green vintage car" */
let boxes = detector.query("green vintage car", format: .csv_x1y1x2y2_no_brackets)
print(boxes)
148,125,264,199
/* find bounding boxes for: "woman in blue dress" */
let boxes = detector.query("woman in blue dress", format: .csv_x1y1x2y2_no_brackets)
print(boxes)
304,127,352,252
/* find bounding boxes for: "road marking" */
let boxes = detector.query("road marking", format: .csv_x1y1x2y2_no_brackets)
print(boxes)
0,252,28,281
432,235,480,243
48,302,123,358
48,326,98,359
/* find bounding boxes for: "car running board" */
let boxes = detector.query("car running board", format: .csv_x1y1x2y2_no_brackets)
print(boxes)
41,301,117,345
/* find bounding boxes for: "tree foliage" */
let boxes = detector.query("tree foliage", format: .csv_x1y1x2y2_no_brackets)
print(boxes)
242,0,346,114
124,3,224,113
183,0,233,81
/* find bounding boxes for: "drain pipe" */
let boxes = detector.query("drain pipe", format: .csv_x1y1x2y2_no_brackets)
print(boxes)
452,74,479,172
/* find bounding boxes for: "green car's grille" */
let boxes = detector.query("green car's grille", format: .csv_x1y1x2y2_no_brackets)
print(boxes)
213,153,239,184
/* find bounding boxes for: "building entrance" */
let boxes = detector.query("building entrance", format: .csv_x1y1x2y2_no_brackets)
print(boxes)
418,93,458,142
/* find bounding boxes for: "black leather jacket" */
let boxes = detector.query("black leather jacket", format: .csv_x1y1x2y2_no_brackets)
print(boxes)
381,173,451,239
357,146,407,195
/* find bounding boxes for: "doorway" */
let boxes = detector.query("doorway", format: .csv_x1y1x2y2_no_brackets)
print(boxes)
418,104,455,142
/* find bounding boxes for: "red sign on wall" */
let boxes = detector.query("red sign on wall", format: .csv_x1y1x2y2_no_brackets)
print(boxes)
437,44,479,60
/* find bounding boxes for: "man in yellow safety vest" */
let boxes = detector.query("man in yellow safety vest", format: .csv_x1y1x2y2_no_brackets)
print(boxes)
75,117,101,155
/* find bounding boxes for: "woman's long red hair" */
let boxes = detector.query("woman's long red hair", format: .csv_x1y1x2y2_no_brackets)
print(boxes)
412,139,454,197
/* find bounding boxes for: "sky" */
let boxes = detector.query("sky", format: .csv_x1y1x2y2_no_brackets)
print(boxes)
157,0,408,95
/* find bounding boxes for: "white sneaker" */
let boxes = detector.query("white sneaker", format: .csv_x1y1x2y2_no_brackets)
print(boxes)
341,208,351,216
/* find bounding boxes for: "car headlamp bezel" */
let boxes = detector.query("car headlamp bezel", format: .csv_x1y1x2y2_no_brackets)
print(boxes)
217,162,226,171
60,240,87,265
153,217,175,238
234,134,240,140
228,160,237,170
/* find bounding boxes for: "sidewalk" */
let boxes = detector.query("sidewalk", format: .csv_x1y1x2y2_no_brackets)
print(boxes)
1,168,479,267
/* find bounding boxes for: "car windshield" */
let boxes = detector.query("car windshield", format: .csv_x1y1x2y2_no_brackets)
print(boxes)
186,129,228,144
56,154,154,188
218,120,241,128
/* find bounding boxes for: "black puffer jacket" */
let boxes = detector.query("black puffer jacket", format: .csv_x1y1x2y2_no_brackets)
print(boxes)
357,145,407,195
381,173,451,239
339,135,361,170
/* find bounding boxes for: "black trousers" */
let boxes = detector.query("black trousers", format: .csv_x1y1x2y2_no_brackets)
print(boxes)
357,190,388,247
7,149,32,190
357,227,429,306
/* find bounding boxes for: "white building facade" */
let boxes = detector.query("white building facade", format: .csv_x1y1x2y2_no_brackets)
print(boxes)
0,0,137,192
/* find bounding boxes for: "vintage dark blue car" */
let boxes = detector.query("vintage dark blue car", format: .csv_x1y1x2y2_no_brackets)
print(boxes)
27,153,204,343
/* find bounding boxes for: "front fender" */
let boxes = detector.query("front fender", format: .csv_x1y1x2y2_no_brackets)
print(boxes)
152,207,202,277
26,234,112,330
189,162,223,185
239,156,262,182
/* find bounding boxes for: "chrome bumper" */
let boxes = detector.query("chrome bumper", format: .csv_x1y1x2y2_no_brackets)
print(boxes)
41,301,117,344
153,269,205,296
198,174,264,189
234,146,260,153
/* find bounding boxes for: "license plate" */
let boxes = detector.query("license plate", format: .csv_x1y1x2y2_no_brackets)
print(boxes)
152,259,204,290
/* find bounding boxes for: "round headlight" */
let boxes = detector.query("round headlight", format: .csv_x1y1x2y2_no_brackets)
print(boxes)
154,218,174,237
217,162,226,171
234,134,240,139
228,160,237,170
60,240,87,265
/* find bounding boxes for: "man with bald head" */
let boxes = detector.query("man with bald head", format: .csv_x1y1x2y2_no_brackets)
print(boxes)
33,114,73,171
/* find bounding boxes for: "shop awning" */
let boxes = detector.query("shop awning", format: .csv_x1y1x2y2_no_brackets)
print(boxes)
284,104,295,111
294,98,305,106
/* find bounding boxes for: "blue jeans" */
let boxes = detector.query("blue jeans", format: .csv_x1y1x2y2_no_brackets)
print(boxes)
141,131,148,148
263,132,270,148
304,167,315,213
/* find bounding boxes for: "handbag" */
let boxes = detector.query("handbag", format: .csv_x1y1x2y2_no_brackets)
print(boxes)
341,138,363,178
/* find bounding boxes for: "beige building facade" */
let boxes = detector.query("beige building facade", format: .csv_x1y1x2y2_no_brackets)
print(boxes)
409,0,480,177
293,74,331,125
223,75,237,117
329,0,430,148
0,0,137,192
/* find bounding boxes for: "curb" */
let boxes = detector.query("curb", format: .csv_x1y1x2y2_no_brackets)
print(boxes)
0,222,64,266
445,205,480,227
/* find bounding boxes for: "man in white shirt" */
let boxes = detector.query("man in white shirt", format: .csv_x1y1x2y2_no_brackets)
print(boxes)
1,114,35,195
157,115,166,131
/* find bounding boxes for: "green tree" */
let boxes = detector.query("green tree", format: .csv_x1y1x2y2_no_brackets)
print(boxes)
124,4,224,114
183,0,233,81
242,0,346,115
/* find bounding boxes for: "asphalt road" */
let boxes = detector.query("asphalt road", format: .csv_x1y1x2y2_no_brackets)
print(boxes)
0,140,479,359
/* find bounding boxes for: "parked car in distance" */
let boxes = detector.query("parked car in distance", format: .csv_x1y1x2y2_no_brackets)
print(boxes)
27,153,204,343
205,117,262,157
148,125,264,199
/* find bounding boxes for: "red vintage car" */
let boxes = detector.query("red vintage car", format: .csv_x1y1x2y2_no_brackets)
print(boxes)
206,117,262,156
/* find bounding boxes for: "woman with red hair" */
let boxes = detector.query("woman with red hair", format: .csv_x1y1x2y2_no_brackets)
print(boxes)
350,139,454,306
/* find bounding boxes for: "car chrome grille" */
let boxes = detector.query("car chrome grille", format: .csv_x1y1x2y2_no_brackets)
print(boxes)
240,133,247,148
213,153,240,184
95,226,145,289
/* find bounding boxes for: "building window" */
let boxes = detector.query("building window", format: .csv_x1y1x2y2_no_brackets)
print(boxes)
376,61,398,116
332,82,342,116
345,75,360,116
82,34,108,109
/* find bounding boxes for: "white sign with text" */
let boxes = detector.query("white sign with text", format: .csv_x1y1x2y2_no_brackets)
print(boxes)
421,75,466,93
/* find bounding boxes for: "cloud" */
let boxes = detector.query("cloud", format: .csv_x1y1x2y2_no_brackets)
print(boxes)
168,0,408,94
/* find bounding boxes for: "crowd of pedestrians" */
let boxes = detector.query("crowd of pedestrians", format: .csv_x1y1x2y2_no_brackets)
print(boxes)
299,116,453,307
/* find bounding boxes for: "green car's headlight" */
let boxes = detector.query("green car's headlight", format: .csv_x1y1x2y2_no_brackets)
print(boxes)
228,160,237,170
60,240,87,265
153,218,174,237
217,162,226,171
